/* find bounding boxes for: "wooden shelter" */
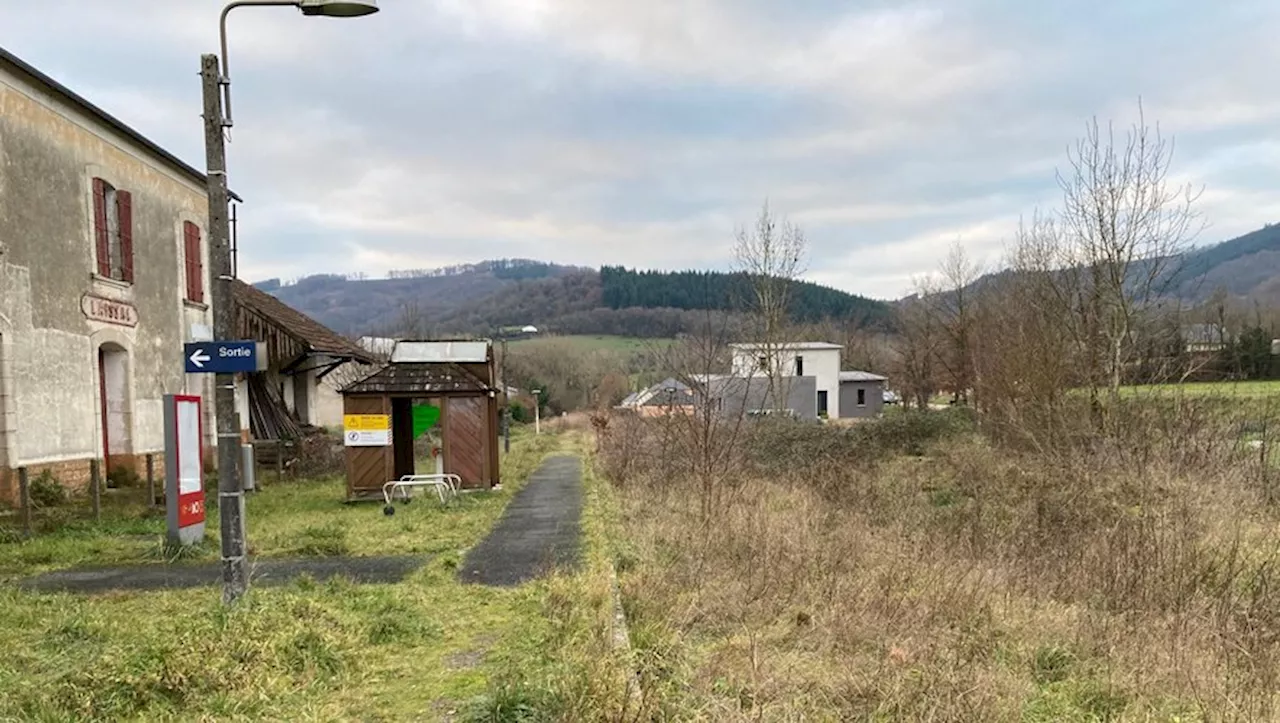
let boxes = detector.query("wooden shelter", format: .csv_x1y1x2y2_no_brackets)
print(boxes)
340,340,500,501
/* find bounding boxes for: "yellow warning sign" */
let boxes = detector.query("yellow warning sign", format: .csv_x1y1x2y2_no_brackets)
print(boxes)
344,414,389,431
343,414,391,446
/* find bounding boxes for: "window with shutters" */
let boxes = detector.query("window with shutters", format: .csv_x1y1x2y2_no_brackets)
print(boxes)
183,222,204,303
92,177,134,284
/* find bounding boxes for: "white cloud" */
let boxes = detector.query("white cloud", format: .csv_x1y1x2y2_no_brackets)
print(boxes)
2,0,1279,302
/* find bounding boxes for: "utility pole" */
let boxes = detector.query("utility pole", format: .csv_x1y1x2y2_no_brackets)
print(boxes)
201,53,247,604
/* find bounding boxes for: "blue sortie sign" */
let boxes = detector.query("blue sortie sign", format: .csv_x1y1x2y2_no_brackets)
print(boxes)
184,341,264,374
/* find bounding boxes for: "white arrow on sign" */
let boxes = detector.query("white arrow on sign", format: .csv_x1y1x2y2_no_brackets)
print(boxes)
189,348,211,368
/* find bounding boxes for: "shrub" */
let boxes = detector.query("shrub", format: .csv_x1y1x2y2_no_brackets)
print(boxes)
28,470,66,508
106,465,141,489
290,430,344,479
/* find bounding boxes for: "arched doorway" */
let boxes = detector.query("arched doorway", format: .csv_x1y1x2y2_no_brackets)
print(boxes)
98,342,131,472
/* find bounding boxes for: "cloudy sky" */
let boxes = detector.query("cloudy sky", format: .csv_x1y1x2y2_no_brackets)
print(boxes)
3,0,1279,299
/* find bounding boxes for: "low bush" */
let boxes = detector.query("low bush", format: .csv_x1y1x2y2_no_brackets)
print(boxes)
106,465,141,489
28,470,66,508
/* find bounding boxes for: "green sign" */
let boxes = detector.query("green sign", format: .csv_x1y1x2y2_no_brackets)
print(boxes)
412,403,441,439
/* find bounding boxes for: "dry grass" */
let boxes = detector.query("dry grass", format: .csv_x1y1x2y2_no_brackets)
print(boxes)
600,407,1280,721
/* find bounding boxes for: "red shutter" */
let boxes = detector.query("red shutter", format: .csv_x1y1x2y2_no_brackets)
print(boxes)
194,226,204,303
116,190,134,283
184,221,204,303
182,222,194,300
92,178,110,276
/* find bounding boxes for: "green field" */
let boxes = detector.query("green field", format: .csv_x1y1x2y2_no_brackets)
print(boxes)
508,334,675,355
0,433,625,721
1120,379,1280,399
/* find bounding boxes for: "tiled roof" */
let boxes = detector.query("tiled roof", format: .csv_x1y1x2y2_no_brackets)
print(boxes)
343,362,494,395
232,280,375,363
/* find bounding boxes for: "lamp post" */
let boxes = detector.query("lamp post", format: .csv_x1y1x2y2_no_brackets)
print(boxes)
203,0,378,605
497,325,538,454
532,389,542,435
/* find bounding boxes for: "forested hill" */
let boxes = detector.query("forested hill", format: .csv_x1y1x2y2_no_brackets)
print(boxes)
600,266,890,325
259,259,891,338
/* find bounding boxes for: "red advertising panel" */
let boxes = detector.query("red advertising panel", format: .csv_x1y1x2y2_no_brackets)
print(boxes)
173,395,205,528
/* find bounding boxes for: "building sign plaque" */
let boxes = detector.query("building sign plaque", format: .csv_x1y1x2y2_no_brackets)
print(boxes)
81,294,138,327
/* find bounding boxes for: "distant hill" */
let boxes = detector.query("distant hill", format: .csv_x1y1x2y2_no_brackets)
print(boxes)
256,259,890,338
259,225,1280,340
1171,224,1280,304
940,224,1280,309
258,259,589,336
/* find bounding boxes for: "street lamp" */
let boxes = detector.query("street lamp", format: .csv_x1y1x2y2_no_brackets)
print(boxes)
498,325,537,454
203,0,377,605
531,389,542,435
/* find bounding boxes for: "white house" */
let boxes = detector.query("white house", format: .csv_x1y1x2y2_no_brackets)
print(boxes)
729,342,843,418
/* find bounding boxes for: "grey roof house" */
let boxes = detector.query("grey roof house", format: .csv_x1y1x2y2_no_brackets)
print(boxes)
704,374,819,421
838,371,888,419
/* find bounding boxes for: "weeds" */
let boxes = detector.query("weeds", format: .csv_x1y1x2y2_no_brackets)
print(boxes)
0,432,585,721
603,401,1280,720
106,465,142,489
291,521,351,557
29,470,66,508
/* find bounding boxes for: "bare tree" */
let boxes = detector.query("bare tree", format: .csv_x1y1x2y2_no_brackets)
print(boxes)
657,309,752,522
974,214,1080,444
931,242,984,407
733,202,808,412
892,286,943,410
322,337,391,397
1054,100,1204,406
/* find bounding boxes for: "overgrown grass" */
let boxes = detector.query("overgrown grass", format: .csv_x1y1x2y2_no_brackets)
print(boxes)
460,434,642,722
600,406,1280,721
0,432,560,578
0,431,615,721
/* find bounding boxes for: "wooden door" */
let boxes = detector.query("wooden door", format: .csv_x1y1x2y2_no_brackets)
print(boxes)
343,395,393,500
444,396,488,488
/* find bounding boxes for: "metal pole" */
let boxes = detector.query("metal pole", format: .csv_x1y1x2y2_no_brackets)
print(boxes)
146,453,155,508
534,392,541,435
202,53,247,604
18,467,31,538
90,459,101,523
502,337,510,454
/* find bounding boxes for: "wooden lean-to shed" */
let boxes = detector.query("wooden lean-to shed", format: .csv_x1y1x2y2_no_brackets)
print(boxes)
340,340,500,501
